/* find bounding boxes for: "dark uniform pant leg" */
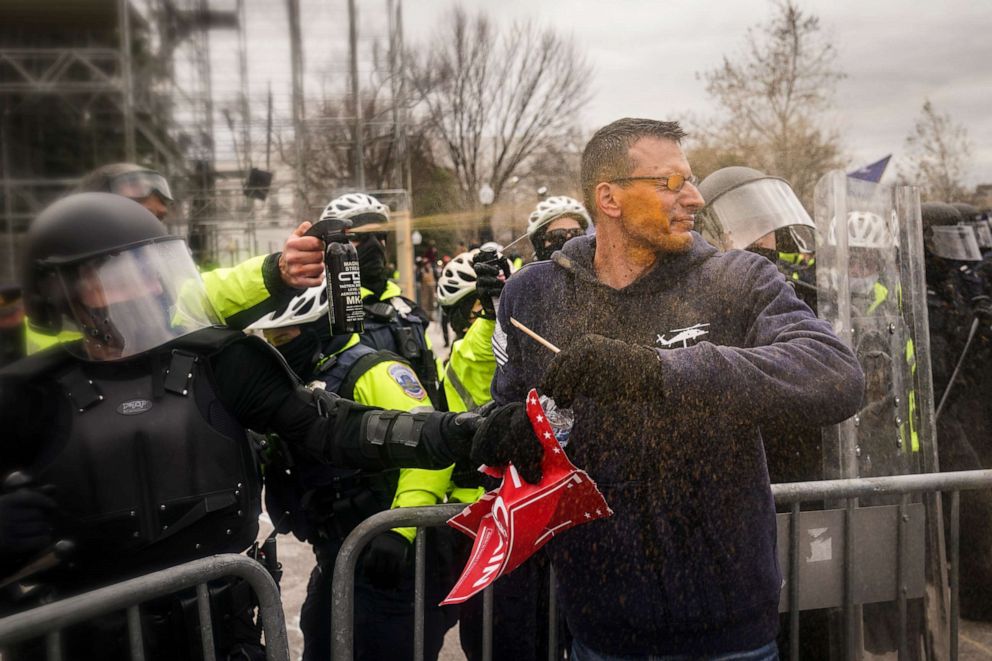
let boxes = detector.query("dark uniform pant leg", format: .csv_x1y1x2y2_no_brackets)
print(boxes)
300,535,455,661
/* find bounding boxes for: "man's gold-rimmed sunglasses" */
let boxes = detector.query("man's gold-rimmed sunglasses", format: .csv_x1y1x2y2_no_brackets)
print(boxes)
608,174,700,193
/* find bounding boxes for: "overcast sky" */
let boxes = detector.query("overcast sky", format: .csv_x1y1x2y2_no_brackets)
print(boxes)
228,0,992,188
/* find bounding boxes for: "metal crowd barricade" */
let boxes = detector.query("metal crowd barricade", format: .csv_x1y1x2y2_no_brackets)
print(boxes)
331,469,992,661
0,554,290,661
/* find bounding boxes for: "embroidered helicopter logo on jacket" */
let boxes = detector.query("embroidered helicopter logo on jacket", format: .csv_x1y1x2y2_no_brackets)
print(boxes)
656,323,710,348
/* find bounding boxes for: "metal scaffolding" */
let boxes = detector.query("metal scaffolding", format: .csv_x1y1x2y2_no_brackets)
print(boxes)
0,0,414,277
0,0,247,278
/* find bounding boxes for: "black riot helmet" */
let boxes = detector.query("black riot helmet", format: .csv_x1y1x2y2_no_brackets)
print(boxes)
920,202,981,262
950,202,981,222
698,166,815,253
23,193,220,360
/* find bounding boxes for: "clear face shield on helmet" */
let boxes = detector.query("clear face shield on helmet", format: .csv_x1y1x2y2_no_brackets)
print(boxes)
928,225,983,261
108,170,174,203
701,177,815,252
968,220,992,250
53,238,221,361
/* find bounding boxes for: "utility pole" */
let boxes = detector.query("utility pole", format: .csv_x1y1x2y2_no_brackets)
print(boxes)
287,0,306,217
265,83,273,171
118,0,136,161
348,0,365,190
388,0,413,297
398,1,413,208
236,0,251,171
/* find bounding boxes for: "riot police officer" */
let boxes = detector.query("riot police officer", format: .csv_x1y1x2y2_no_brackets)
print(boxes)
698,166,818,311
0,193,483,660
921,202,992,621
22,163,324,355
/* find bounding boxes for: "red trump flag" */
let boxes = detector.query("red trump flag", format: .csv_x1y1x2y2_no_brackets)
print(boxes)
442,389,612,605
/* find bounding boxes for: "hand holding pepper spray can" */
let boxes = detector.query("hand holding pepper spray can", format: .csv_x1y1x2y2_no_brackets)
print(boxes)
305,215,364,335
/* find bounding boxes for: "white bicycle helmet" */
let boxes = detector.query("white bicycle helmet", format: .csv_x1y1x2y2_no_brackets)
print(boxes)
826,211,896,250
437,249,479,306
321,193,389,226
480,241,503,253
527,196,591,238
247,285,328,330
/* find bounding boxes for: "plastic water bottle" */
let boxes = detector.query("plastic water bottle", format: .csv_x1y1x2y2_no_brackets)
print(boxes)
539,395,574,447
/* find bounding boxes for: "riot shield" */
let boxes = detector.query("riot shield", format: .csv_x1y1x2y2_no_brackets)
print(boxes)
814,171,946,659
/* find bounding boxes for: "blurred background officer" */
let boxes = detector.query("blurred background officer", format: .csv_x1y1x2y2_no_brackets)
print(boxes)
0,193,480,660
920,202,992,621
527,195,591,262
249,284,456,661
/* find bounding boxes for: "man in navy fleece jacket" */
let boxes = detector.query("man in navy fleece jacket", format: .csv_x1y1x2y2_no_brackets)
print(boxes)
478,118,864,660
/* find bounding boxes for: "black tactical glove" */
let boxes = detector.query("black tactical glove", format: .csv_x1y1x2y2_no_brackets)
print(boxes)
470,403,544,484
472,251,510,318
362,531,411,589
971,295,992,322
541,333,663,407
0,488,56,556
423,411,482,465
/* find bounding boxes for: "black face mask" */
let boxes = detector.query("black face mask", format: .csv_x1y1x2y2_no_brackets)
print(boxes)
535,227,585,261
748,246,779,263
276,328,321,381
445,296,481,340
357,235,388,296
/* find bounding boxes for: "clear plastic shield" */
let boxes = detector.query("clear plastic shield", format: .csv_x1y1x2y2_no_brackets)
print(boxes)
814,171,945,658
968,221,992,250
929,225,982,261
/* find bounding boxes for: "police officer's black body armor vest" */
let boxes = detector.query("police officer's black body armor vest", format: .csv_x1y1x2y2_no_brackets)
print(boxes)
10,328,262,582
360,294,443,410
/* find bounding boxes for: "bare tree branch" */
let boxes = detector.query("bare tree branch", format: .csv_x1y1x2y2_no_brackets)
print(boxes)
899,99,973,202
696,0,845,204
407,8,592,224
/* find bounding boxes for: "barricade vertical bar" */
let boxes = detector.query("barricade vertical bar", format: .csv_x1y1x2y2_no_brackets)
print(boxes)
844,498,855,661
897,494,908,661
414,529,426,661
950,490,960,661
196,583,217,661
44,630,62,661
483,585,494,661
548,564,558,661
127,604,146,661
789,501,801,661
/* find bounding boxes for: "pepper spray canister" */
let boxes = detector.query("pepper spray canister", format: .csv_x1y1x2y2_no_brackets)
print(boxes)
305,217,365,335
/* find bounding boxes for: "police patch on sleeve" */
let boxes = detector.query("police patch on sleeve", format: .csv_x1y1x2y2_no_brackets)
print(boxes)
388,363,427,400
